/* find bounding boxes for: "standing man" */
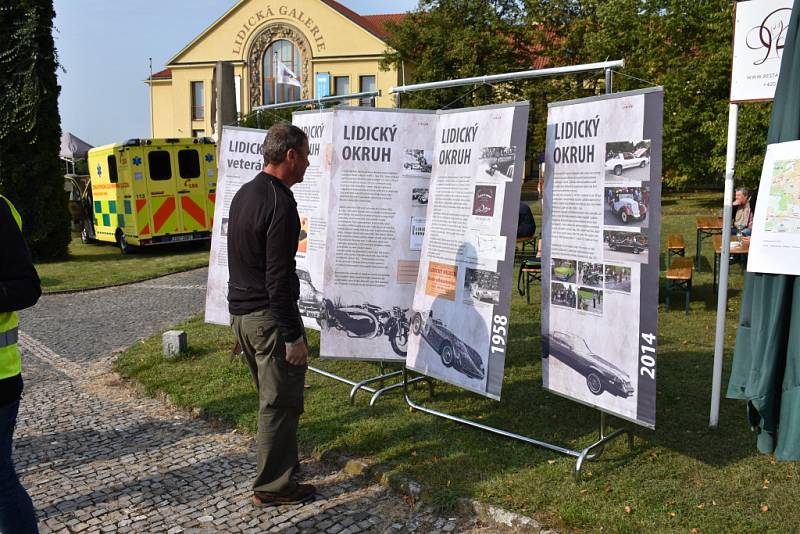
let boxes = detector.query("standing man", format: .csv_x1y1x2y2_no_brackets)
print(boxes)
0,194,41,533
227,123,314,507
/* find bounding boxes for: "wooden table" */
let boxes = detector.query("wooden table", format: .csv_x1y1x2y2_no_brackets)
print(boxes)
713,235,750,293
696,217,724,272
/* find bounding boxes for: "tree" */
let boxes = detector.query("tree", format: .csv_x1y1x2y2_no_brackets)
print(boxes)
0,0,70,259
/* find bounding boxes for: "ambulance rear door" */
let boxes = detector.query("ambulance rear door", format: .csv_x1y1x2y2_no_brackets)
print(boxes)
175,142,210,234
144,143,182,237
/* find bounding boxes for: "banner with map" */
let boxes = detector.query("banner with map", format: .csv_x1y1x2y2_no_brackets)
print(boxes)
747,140,800,275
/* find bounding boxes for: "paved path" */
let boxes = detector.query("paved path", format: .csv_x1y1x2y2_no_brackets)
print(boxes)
15,269,490,533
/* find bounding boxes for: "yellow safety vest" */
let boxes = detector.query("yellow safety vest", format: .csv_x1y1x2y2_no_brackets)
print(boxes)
0,195,22,380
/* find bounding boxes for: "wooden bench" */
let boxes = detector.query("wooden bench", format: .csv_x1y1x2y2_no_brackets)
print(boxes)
665,256,693,314
667,234,686,259
516,235,536,257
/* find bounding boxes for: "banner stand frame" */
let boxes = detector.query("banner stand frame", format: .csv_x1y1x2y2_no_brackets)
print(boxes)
308,363,434,406
402,367,633,481
393,65,635,481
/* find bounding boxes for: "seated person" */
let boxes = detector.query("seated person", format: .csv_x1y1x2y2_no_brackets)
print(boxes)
732,187,754,236
518,202,536,238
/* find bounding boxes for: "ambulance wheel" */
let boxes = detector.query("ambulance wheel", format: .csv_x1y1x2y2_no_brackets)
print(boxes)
117,231,131,254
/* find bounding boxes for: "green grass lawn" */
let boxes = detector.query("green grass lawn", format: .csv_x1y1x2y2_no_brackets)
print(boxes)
35,237,210,293
115,192,788,532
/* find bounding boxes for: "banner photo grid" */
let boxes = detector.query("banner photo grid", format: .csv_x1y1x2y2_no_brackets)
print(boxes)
730,0,793,103
205,126,268,325
747,139,800,275
292,110,334,330
541,88,663,429
406,102,530,400
320,107,437,361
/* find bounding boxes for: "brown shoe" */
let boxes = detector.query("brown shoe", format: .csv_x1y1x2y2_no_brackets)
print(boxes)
252,484,316,508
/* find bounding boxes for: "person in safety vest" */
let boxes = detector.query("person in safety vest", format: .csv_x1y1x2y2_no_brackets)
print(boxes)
0,194,42,534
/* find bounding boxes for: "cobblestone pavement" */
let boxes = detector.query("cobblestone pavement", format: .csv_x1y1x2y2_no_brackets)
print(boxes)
15,270,493,533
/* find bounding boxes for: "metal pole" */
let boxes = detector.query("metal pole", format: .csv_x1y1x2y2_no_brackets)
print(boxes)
710,103,739,428
252,90,381,112
390,60,624,95
274,51,279,106
149,58,154,138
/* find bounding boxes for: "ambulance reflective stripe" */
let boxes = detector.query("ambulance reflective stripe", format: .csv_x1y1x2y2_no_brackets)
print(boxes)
208,193,216,226
152,197,178,234
0,195,23,380
180,196,205,228
136,199,151,235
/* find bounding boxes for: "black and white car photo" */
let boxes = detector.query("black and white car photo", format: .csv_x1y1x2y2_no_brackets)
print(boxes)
411,310,485,380
545,331,634,398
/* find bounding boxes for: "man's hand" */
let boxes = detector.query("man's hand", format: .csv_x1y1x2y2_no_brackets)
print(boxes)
285,340,309,366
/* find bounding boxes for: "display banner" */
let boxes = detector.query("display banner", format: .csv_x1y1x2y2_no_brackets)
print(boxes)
541,88,663,429
730,0,793,103
747,140,800,275
406,102,530,400
205,126,267,325
292,110,334,330
320,107,436,361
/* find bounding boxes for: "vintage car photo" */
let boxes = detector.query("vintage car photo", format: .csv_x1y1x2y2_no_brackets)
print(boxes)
412,187,429,206
411,310,485,380
545,331,634,398
464,267,501,305
604,186,650,227
604,140,651,181
578,262,603,288
297,268,324,322
604,264,632,292
551,282,576,308
577,287,603,315
551,258,577,283
604,230,649,264
480,146,516,179
404,148,432,173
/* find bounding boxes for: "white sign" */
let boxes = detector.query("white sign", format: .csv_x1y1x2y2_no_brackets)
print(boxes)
406,102,529,399
747,140,800,275
292,110,334,330
320,108,435,361
205,126,267,325
542,89,663,429
730,0,793,102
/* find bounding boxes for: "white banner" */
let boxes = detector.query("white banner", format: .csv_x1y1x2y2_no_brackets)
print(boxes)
205,126,267,325
730,0,793,102
747,140,800,275
292,110,334,330
320,108,436,361
406,102,529,399
542,89,663,429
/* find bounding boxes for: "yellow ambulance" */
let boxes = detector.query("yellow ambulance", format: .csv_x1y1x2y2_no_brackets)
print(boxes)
84,138,217,253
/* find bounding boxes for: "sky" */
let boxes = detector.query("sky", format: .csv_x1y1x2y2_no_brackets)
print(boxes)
53,1,418,147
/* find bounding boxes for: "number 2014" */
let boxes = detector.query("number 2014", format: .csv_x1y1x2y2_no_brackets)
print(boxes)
640,332,656,379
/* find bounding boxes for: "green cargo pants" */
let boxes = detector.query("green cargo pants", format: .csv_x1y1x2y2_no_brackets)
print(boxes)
231,308,307,496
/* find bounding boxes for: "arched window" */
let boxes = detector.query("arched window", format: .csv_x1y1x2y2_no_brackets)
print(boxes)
263,39,302,105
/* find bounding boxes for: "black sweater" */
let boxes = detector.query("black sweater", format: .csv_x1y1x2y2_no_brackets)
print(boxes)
0,199,42,407
227,172,304,342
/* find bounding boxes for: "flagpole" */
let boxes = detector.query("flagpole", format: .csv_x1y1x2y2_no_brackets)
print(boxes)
274,51,279,105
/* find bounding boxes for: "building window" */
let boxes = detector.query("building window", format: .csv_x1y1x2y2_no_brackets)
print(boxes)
359,75,376,106
107,155,118,183
148,150,172,180
191,129,205,138
263,39,302,105
191,81,204,120
178,149,201,179
334,76,350,96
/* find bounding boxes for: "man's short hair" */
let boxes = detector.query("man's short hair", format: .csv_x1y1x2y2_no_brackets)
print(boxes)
262,122,308,164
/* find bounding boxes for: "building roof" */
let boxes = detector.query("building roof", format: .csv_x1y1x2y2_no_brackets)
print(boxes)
150,68,172,80
362,13,407,40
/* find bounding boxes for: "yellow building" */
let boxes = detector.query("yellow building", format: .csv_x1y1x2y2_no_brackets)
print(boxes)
147,0,406,138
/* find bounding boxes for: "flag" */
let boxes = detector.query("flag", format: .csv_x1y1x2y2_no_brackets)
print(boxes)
276,61,302,88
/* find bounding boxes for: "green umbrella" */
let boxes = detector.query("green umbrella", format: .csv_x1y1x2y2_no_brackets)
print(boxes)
727,0,800,459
